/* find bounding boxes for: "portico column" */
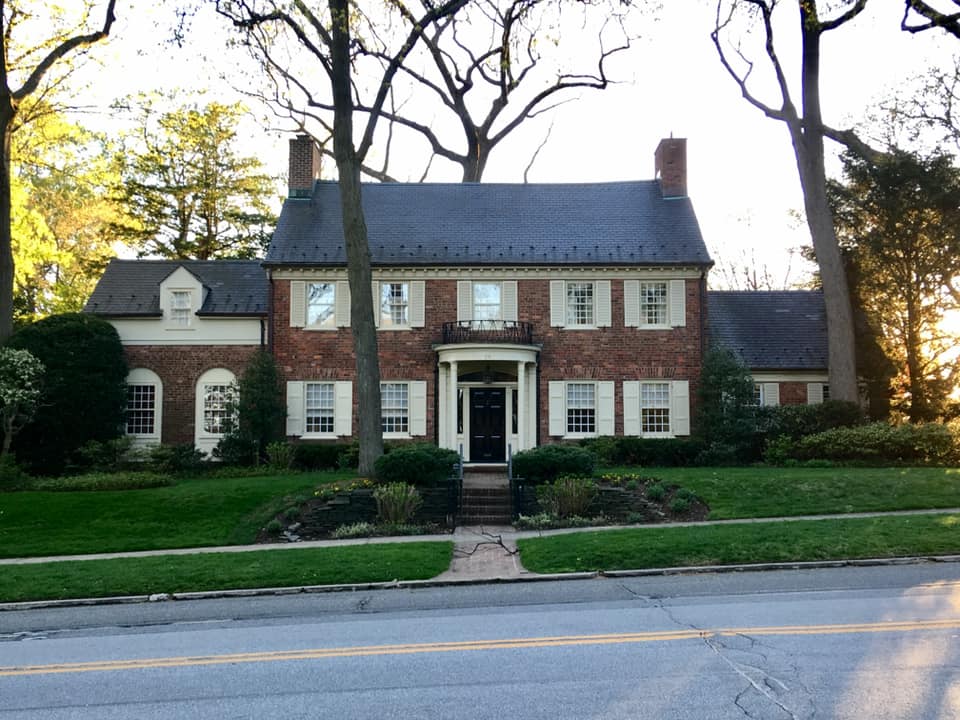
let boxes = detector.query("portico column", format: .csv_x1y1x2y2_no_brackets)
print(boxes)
449,360,459,456
516,361,525,452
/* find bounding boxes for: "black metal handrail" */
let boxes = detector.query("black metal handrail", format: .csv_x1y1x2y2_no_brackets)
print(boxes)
441,320,533,345
447,444,464,526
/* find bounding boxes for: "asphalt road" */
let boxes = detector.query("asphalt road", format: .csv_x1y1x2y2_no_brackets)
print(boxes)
2,563,960,719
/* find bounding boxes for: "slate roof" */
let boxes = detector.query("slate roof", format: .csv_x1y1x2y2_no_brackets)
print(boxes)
708,290,828,370
266,180,712,267
84,259,268,317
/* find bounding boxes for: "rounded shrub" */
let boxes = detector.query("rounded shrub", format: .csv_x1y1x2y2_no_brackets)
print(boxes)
778,422,958,465
8,313,127,475
373,443,459,487
511,444,596,484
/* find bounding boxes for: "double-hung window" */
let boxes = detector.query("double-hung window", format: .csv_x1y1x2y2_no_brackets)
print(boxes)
640,383,671,434
170,291,192,327
640,282,668,325
472,283,502,326
126,385,156,436
753,384,763,406
307,282,336,328
203,384,234,434
381,382,409,434
380,282,409,327
566,383,596,435
566,282,594,327
305,383,335,434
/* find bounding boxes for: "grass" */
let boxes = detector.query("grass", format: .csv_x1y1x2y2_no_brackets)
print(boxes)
604,466,960,519
0,470,354,558
518,513,960,573
0,542,454,603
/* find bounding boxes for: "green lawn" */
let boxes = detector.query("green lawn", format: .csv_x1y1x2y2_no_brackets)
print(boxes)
606,466,960,519
0,542,454,603
0,470,353,558
518,513,960,573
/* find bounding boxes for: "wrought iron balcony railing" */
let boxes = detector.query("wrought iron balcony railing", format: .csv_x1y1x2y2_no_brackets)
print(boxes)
441,320,533,345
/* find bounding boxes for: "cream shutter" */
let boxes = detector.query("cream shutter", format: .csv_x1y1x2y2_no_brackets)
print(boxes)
623,280,640,328
289,281,306,328
502,281,518,323
457,281,473,323
335,280,351,327
334,381,352,436
548,381,566,436
623,382,640,436
550,281,565,327
285,381,304,436
372,281,380,328
807,382,824,405
409,281,425,327
669,279,686,327
671,380,690,436
595,280,611,327
597,381,615,436
762,382,780,407
409,381,427,436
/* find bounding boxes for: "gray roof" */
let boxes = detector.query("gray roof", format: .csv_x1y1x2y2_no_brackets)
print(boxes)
708,290,828,370
266,180,712,267
84,259,268,317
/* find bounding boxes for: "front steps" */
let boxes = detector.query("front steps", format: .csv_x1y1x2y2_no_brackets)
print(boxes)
460,469,512,525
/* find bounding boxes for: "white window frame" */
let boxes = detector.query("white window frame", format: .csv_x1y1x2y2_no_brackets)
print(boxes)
125,368,162,444
640,382,671,436
565,281,595,328
381,382,410,437
753,383,764,407
304,382,336,435
639,281,668,327
169,289,193,328
306,282,336,329
565,382,597,437
202,383,235,435
472,282,502,324
379,281,410,328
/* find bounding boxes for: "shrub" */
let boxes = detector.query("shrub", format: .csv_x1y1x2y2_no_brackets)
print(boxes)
216,350,285,466
332,521,376,539
28,471,172,492
669,496,691,514
581,436,708,467
697,347,759,446
266,441,295,470
0,454,27,491
0,347,44,457
693,441,741,466
149,443,206,474
535,475,598,519
74,437,135,473
514,512,557,530
645,482,666,502
8,314,127,475
766,400,866,440
511,444,596,484
773,422,958,465
265,519,283,535
374,443,459,487
293,443,356,471
373,482,423,524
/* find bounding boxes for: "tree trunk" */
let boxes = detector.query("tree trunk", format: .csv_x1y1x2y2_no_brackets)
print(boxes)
904,291,927,422
0,102,14,343
461,137,490,182
329,0,383,477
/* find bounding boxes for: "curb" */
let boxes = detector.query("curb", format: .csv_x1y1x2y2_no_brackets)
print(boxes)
4,555,960,612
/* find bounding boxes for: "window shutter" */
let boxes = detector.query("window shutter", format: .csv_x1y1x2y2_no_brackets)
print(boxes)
623,382,640,436
371,281,380,328
457,281,472,323
550,281,565,327
762,382,780,407
502,281,518,322
409,381,427,436
335,280,351,327
285,381,304,437
548,381,566,436
597,381,615,436
806,382,823,405
334,381,353,436
289,281,306,328
669,279,686,327
409,281,425,327
671,380,690,436
623,280,640,328
595,280,611,327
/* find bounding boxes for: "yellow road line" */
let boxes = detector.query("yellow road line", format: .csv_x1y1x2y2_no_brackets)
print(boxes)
3,618,960,677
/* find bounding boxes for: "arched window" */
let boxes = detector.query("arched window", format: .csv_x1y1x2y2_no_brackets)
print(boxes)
125,368,163,445
195,368,237,456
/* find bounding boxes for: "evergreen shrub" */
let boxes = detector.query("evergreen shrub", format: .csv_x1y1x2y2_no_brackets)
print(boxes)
511,444,596,484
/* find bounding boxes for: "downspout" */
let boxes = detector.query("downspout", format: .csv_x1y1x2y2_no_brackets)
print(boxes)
266,268,275,354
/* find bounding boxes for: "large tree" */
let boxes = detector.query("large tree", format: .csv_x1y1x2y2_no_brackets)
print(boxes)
216,0,467,475
902,0,960,37
112,99,277,260
0,1,118,343
828,148,960,421
711,0,883,403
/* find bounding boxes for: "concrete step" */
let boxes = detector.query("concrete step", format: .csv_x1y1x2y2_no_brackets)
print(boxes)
460,515,513,524
462,488,511,498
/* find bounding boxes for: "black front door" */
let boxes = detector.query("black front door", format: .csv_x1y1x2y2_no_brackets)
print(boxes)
470,388,505,463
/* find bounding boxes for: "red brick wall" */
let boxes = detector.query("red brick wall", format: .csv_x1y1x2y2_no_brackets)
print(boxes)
272,276,706,441
124,345,261,444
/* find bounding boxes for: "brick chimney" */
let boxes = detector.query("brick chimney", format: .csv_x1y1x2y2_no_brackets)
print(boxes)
654,137,687,199
288,134,321,198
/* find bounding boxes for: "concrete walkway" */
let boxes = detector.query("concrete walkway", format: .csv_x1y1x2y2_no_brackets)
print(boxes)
5,507,960,582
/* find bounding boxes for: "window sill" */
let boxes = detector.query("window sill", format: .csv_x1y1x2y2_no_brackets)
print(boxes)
634,324,671,331
563,432,597,440
383,432,412,440
302,433,340,440
302,325,340,332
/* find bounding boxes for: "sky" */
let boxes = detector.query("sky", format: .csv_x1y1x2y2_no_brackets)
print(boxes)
68,1,957,286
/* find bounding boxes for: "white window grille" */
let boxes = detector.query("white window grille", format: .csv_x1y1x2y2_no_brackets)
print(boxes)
126,385,156,435
380,282,409,327
566,383,596,434
305,383,335,434
640,282,668,325
641,383,671,434
203,384,234,434
566,282,594,326
170,291,192,326
381,382,409,434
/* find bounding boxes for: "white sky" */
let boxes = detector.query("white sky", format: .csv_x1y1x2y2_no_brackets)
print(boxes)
68,1,956,286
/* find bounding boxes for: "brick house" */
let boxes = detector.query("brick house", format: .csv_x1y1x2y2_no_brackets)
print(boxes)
85,135,830,461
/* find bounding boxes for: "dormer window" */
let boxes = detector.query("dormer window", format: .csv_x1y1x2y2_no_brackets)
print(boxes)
170,290,192,327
